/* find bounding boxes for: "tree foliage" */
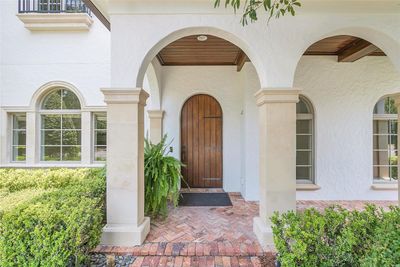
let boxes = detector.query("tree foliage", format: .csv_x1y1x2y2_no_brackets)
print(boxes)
214,0,302,25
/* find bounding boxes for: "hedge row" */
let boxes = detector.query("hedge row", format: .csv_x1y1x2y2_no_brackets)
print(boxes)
0,168,106,266
272,205,400,267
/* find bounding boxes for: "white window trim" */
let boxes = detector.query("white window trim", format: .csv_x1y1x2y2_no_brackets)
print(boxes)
372,112,398,184
296,96,316,185
10,113,27,163
92,112,107,163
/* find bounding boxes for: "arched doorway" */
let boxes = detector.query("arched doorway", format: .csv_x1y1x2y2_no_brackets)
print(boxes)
181,94,223,188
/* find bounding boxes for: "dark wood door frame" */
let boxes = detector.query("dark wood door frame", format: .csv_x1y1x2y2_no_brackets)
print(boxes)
180,94,223,188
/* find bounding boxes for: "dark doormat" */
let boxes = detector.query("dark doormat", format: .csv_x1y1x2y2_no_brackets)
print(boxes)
179,193,233,206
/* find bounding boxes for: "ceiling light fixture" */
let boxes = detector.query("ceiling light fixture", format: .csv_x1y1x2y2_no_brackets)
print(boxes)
197,35,208,42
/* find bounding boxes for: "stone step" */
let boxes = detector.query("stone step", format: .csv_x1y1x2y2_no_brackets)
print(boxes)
93,241,272,257
91,255,277,267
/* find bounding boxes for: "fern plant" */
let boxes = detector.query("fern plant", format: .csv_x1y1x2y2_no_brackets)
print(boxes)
144,135,184,218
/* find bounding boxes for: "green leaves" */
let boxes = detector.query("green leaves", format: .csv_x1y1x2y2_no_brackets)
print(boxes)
0,168,106,266
144,135,184,218
214,0,302,25
271,205,400,267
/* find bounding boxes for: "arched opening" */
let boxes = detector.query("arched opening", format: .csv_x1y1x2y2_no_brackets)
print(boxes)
181,94,223,188
293,34,400,199
140,30,261,192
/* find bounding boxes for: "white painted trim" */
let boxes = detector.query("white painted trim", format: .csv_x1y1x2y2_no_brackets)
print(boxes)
17,13,93,31
296,183,321,191
371,183,398,191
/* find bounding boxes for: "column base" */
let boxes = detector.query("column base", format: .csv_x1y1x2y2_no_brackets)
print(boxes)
253,217,275,250
101,217,150,246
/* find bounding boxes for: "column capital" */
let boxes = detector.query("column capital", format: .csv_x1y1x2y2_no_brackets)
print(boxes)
254,88,301,106
101,88,149,105
147,110,164,119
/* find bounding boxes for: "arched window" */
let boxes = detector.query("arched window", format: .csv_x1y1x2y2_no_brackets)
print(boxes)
296,96,314,183
40,88,81,161
373,96,398,182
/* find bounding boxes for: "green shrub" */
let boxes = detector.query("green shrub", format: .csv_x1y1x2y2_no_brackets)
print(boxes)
271,205,400,267
0,168,106,266
144,135,184,217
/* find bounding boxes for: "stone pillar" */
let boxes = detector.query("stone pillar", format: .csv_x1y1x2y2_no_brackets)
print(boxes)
396,98,400,205
101,88,150,246
253,88,300,249
147,110,164,144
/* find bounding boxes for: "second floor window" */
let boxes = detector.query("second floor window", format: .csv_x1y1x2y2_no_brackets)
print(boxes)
38,0,61,12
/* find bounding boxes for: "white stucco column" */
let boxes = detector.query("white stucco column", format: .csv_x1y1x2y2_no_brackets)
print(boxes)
396,98,400,205
253,88,300,249
147,110,164,144
100,88,150,246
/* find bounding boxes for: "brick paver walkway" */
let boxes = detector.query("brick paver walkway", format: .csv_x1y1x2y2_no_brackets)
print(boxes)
93,193,396,266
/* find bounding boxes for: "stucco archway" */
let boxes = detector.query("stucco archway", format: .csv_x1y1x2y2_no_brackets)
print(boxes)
289,27,400,87
135,26,264,89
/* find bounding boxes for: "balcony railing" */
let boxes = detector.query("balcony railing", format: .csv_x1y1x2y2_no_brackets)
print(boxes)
18,0,91,16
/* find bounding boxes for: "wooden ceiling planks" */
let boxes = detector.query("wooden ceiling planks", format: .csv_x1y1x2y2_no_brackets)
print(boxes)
156,35,386,69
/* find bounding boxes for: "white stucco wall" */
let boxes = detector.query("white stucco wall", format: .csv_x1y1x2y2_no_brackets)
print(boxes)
157,56,400,201
1,0,399,201
295,56,400,200
0,0,110,108
160,66,243,192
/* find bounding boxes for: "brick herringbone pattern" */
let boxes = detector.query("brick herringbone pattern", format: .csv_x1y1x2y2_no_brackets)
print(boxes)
146,193,258,244
94,193,396,266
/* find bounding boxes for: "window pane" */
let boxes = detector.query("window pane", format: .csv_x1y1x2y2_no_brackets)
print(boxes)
390,135,398,149
296,167,311,180
62,130,81,145
373,150,389,165
13,146,26,162
42,115,61,129
296,99,310,114
296,151,311,165
384,97,397,114
297,135,311,150
95,114,107,129
374,166,390,180
42,89,61,110
42,146,61,161
373,135,389,150
62,146,81,161
61,89,81,109
13,130,26,146
390,166,398,180
296,120,312,134
95,146,107,161
42,130,61,145
13,115,26,129
373,120,389,134
95,130,106,146
390,121,397,134
62,114,81,129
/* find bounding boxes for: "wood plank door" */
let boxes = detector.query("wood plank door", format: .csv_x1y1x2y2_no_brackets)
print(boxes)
181,94,223,188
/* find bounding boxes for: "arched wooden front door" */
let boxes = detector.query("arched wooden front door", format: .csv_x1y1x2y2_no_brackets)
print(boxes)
181,94,223,188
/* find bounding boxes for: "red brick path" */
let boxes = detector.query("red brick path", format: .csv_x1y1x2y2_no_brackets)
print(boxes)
93,193,396,266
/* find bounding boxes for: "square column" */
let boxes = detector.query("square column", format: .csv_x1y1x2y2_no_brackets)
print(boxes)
147,110,164,144
253,88,300,249
101,88,150,246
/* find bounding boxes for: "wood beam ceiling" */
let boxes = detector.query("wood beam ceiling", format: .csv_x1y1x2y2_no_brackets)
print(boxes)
337,39,379,62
